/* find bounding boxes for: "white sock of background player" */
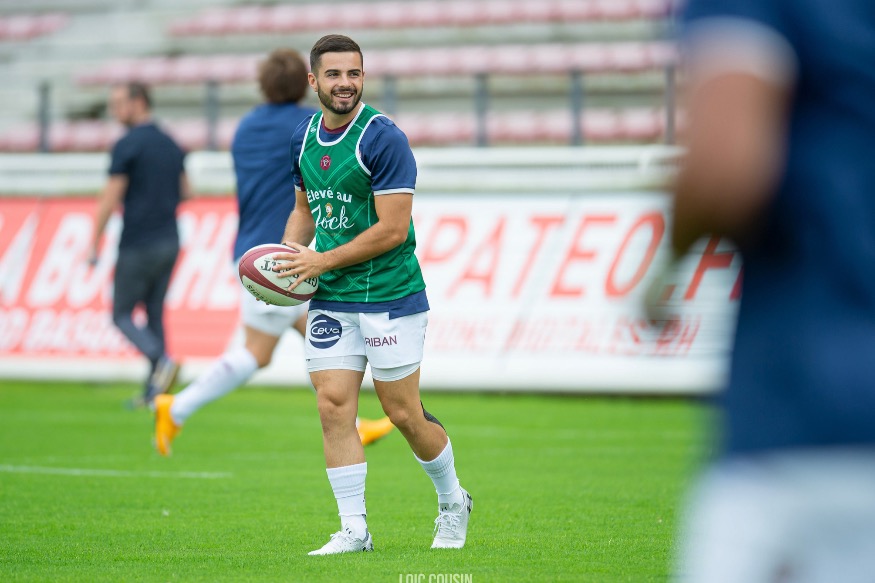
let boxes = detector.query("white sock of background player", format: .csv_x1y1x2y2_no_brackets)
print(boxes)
168,346,367,429
170,347,258,425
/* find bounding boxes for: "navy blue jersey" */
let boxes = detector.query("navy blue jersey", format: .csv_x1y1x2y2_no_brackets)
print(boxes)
681,0,875,455
108,122,185,249
231,102,317,260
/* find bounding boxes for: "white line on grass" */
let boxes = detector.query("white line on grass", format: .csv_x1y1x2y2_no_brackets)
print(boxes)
0,465,231,479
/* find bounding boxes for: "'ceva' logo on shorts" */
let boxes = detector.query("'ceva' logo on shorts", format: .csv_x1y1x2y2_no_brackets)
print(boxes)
309,314,342,349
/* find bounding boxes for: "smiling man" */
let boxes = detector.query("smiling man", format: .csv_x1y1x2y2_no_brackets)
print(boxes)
275,34,473,556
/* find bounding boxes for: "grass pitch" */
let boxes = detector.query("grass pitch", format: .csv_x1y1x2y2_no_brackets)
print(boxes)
0,380,706,582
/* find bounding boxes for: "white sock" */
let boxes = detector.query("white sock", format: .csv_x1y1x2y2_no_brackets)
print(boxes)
416,439,463,506
170,347,258,425
326,463,368,539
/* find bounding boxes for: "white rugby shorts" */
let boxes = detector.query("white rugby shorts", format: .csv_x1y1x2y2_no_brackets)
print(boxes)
304,309,428,369
239,286,308,337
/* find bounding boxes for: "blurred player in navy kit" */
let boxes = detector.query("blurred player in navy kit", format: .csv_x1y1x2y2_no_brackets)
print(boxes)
90,82,191,408
153,48,393,456
650,1,875,581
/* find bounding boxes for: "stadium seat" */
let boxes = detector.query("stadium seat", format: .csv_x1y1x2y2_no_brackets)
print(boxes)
186,8,235,36
75,42,676,86
168,119,209,151
0,109,670,153
396,1,442,27
233,6,271,35
488,111,551,143
399,109,668,145
168,55,206,84
261,5,301,33
498,1,566,24
358,2,406,29
443,2,485,26
72,121,120,152
166,0,673,36
489,45,540,76
199,55,259,84
0,125,39,152
583,110,623,142
280,5,329,31
0,14,70,41
633,0,677,19
76,58,141,86
396,113,475,146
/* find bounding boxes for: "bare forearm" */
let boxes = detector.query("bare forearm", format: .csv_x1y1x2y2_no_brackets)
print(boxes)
671,74,787,256
672,137,781,255
91,190,118,250
276,192,412,285
321,221,407,272
672,174,762,256
92,175,127,253
180,173,194,201
282,204,316,247
93,203,112,244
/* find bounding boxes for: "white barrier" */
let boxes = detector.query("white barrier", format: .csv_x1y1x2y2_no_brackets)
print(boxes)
0,147,738,393
0,146,682,195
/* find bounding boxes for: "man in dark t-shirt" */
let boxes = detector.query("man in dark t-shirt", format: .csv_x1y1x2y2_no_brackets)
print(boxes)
89,82,192,407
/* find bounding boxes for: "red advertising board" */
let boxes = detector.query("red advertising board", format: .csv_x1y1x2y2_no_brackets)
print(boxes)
0,197,239,359
1,193,741,392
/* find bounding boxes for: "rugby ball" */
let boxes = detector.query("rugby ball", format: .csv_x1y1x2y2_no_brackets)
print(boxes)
238,243,319,306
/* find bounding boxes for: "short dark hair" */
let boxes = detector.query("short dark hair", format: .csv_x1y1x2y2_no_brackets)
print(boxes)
309,34,363,74
126,82,151,109
258,48,308,104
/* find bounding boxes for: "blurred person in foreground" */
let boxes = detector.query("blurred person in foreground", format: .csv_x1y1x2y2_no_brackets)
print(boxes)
651,1,875,581
275,34,472,555
153,48,394,456
90,82,191,408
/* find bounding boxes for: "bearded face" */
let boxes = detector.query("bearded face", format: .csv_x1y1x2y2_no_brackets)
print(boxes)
309,51,365,120
315,78,361,116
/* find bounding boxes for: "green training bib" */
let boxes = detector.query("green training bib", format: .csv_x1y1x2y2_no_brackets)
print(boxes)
299,104,425,303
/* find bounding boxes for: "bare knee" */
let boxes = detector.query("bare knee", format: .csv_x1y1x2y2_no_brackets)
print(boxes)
317,389,354,429
317,389,342,416
243,327,280,369
243,341,275,369
251,350,272,369
382,402,416,432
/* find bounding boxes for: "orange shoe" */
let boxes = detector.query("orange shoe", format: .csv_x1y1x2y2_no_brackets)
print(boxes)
357,417,394,446
154,394,181,456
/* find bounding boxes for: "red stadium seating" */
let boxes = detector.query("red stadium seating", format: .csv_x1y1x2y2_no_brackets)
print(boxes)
0,13,69,42
168,0,674,36
75,42,676,86
0,125,39,151
0,110,671,153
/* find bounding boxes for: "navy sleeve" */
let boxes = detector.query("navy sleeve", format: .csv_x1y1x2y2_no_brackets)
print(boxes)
680,0,797,85
360,118,417,195
108,135,135,176
289,115,313,192
683,0,784,35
